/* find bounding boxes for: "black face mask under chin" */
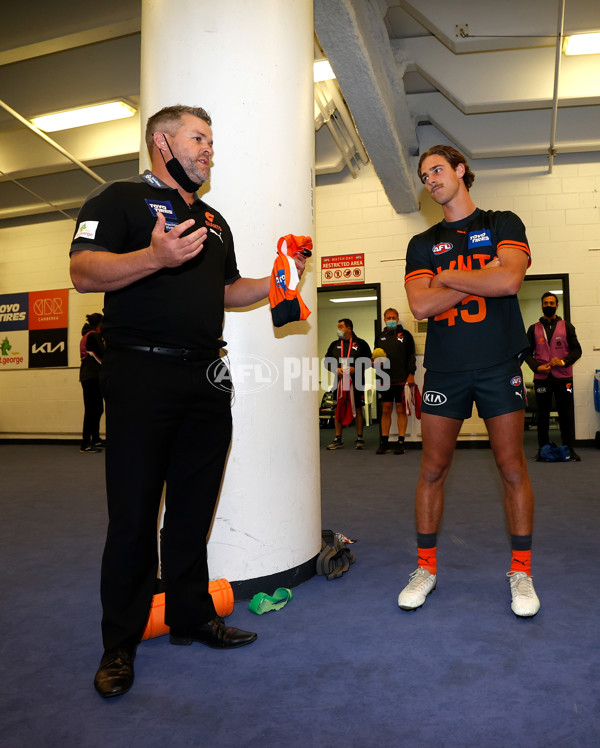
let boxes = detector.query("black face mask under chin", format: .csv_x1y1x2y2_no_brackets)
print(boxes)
160,135,202,193
542,306,556,318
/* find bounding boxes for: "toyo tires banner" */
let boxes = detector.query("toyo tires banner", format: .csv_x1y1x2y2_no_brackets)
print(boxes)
0,289,69,370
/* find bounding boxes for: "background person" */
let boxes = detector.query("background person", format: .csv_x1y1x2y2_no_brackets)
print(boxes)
324,318,371,450
70,104,306,699
399,144,540,619
374,307,416,454
525,292,582,461
79,312,105,453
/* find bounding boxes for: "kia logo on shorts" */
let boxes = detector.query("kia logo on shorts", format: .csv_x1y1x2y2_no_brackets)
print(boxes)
423,390,447,406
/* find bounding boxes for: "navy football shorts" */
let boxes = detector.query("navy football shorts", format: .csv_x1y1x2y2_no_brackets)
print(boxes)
421,358,527,420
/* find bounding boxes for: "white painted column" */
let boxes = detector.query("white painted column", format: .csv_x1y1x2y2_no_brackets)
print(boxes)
140,0,320,585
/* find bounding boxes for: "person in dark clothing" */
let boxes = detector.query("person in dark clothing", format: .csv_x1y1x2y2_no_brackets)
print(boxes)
79,312,105,453
525,292,582,461
70,104,307,699
324,318,372,450
373,307,416,454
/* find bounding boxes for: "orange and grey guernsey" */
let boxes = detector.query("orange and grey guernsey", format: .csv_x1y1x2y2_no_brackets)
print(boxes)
405,209,531,373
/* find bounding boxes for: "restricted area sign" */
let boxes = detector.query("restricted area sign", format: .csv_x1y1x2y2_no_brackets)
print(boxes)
321,254,365,286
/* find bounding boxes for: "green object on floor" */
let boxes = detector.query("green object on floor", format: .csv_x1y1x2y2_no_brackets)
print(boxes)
248,587,293,615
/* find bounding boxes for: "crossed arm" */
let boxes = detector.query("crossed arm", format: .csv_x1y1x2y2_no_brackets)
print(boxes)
405,248,528,321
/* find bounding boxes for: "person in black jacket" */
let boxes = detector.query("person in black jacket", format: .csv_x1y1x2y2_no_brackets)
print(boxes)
79,312,105,453
373,308,416,454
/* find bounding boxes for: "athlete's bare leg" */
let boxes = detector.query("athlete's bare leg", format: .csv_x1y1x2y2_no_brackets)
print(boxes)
415,413,464,533
380,401,393,436
396,403,408,437
484,410,534,535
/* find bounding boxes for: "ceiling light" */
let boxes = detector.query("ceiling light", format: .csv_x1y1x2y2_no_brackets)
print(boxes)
330,296,377,303
549,289,563,295
31,101,136,132
563,32,600,56
314,60,336,82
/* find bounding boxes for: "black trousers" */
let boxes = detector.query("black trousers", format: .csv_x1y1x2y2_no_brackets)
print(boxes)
81,377,104,443
534,376,575,449
99,348,232,650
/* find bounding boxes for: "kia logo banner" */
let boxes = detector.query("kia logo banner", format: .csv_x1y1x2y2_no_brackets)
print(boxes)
0,289,68,370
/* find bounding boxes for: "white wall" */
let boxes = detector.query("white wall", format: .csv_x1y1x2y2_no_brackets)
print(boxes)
315,155,600,441
1,152,599,441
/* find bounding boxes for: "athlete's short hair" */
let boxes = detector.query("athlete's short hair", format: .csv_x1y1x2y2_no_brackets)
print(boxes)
418,145,475,191
541,291,559,305
383,307,399,319
86,312,103,328
338,318,353,331
145,105,212,155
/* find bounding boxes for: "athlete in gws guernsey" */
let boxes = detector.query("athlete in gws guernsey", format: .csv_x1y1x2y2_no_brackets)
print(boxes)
399,144,540,618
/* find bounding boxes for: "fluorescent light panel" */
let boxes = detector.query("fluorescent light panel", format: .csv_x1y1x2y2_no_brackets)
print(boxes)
314,60,335,82
31,101,136,132
563,32,600,56
330,296,377,303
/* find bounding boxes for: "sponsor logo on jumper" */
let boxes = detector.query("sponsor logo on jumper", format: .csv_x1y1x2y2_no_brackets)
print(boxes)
510,375,522,387
432,242,453,255
468,230,492,249
145,199,176,218
423,390,447,406
275,269,287,291
143,173,163,188
205,212,223,232
209,227,224,243
397,333,404,341
537,386,547,394
515,391,523,399
74,220,99,240
436,254,491,273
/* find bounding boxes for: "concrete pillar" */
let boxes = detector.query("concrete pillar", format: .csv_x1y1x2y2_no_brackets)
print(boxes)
140,0,320,590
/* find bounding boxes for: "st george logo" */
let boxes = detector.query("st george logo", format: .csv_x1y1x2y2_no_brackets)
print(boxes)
423,390,447,406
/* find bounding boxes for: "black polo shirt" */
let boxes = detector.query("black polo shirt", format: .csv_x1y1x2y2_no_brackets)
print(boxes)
70,171,240,349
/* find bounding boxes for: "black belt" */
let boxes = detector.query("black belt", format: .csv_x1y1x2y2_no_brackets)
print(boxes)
111,344,220,362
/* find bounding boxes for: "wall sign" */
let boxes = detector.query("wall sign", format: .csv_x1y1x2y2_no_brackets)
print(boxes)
321,254,365,286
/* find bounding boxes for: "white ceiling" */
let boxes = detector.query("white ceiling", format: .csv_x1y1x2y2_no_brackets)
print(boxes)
1,0,599,223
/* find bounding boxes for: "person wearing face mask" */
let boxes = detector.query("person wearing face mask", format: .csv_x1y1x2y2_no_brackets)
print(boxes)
373,308,416,454
525,292,582,461
324,318,372,450
70,105,307,699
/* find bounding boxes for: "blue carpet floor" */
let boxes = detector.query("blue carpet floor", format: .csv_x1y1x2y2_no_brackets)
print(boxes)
1,431,599,747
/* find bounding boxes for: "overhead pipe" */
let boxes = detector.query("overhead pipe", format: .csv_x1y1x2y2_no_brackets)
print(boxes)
0,98,105,184
548,0,566,174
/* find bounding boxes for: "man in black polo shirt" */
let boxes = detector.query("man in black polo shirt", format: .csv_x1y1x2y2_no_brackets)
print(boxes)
70,105,306,698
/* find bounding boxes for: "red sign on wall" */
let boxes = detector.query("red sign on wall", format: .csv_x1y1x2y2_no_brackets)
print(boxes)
321,254,365,286
28,289,69,330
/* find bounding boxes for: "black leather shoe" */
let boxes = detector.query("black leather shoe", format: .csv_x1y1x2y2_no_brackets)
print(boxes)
170,617,257,649
94,647,135,698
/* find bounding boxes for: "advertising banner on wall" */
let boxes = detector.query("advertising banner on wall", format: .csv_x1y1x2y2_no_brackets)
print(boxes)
0,289,68,370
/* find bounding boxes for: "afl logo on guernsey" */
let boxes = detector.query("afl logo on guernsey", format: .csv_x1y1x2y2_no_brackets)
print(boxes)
423,390,447,406
468,230,492,249
432,242,453,255
510,375,522,387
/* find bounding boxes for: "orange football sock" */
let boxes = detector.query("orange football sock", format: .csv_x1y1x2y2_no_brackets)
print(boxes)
417,546,437,575
510,550,532,576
